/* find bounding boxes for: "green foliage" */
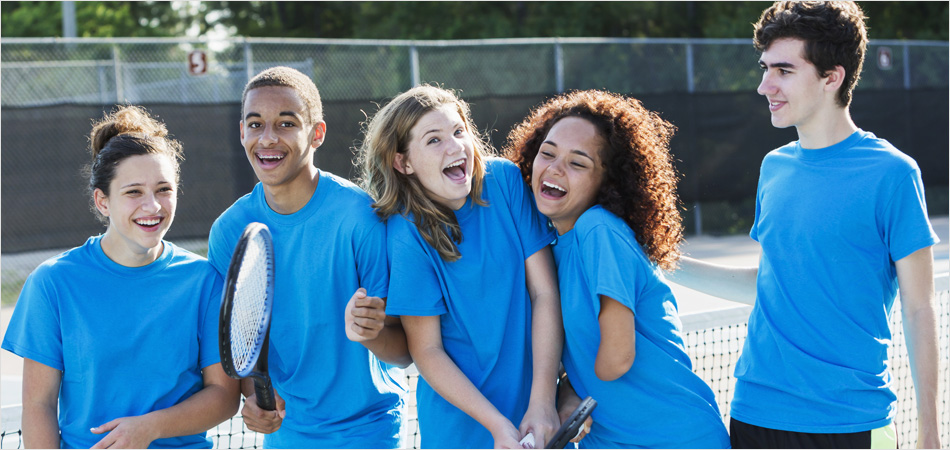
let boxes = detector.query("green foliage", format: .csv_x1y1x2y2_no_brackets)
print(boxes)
2,2,946,41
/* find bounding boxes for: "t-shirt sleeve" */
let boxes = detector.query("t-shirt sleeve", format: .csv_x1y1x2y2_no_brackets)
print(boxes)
579,223,643,317
882,168,939,261
355,218,390,299
1,267,65,371
493,159,556,258
207,219,234,277
385,220,447,316
198,268,224,369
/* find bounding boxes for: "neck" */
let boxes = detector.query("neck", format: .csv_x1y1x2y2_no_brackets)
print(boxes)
796,106,858,149
100,230,163,267
263,165,320,215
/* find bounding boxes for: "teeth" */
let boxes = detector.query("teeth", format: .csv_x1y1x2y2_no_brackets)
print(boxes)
259,154,283,160
446,159,464,169
543,181,566,192
136,218,160,226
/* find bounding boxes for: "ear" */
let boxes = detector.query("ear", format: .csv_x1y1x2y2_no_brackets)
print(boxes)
823,65,846,93
310,121,327,149
93,188,110,218
239,120,245,141
394,152,413,175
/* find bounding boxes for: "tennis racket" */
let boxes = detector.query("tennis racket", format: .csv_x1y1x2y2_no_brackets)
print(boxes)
219,222,277,411
545,396,597,449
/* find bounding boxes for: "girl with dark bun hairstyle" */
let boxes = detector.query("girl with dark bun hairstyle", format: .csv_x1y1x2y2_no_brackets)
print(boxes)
506,90,729,448
2,105,239,449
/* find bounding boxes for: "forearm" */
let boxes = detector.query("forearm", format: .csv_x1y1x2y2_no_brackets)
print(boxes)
902,298,940,443
413,346,511,432
143,382,240,441
529,291,562,406
361,323,412,368
22,403,60,449
665,256,758,305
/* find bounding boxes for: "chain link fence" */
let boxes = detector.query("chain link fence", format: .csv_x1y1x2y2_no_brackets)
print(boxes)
2,37,947,106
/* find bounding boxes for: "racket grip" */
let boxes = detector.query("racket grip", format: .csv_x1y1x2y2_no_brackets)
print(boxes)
254,375,277,411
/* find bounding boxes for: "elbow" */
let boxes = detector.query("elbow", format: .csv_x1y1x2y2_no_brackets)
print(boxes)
594,350,635,382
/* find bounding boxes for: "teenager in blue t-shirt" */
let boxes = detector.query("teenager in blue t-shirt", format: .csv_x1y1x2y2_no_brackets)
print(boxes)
506,90,730,449
358,85,563,448
667,3,941,448
207,67,411,449
1,106,240,449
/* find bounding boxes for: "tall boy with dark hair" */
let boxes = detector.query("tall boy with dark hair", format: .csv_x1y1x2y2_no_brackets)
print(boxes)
669,2,940,448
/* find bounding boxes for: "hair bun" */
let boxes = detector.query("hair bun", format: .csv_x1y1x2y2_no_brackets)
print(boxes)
89,105,168,159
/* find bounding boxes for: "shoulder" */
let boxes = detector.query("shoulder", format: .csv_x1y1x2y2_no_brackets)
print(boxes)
161,242,221,281
854,131,920,173
321,171,376,204
484,157,521,181
575,206,641,249
211,186,261,233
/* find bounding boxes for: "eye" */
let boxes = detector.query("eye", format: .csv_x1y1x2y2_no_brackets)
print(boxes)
280,121,296,128
427,137,440,145
159,186,175,193
571,161,587,169
779,69,790,75
454,127,465,136
125,189,141,196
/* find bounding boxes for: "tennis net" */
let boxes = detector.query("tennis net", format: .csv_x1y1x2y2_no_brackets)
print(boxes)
2,277,948,448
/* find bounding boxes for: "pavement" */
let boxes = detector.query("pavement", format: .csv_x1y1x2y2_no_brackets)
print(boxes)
1,216,947,407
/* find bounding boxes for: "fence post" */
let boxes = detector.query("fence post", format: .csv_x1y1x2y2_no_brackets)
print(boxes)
902,43,911,90
686,40,703,235
113,43,124,103
554,39,564,93
244,38,254,82
410,44,420,88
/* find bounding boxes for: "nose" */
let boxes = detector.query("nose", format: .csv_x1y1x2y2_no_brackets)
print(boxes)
547,154,567,176
141,192,161,213
757,71,775,96
446,134,465,156
260,124,278,146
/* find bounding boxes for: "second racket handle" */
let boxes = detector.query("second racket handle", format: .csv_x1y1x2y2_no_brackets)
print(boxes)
254,376,277,411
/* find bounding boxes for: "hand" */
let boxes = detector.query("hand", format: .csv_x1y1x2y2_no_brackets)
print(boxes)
90,415,158,449
490,420,525,449
557,393,593,443
241,391,286,434
519,403,559,448
345,288,387,342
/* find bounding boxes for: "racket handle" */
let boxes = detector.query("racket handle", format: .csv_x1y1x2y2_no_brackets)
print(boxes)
254,375,277,411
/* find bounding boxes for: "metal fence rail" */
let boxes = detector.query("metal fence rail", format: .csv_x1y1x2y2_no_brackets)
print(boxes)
2,37,947,107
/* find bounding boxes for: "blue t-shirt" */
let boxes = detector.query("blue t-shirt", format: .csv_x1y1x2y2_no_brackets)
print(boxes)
1,236,222,449
207,171,405,449
553,206,729,449
734,129,940,433
386,158,555,449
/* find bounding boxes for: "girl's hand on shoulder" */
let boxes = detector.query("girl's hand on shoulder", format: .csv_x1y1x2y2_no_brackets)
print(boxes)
519,403,559,448
90,415,158,449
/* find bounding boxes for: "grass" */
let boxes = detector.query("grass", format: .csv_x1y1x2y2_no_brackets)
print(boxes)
1,274,26,307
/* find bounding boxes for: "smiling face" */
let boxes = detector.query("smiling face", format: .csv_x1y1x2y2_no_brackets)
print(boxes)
95,153,177,266
241,86,325,192
757,38,833,133
397,104,475,210
531,116,607,234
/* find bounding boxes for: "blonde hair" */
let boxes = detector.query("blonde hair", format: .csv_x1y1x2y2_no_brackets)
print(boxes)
358,85,490,262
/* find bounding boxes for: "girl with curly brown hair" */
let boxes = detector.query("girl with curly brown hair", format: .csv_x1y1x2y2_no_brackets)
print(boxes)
505,90,729,448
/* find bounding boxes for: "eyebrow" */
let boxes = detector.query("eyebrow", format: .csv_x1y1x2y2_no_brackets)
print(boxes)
421,121,464,138
244,111,302,121
120,181,171,189
759,60,796,69
542,140,596,161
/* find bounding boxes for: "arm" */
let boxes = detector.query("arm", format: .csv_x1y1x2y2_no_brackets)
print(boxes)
519,247,562,446
895,246,941,449
664,256,758,305
345,288,412,368
402,314,524,449
595,296,635,381
555,369,593,444
90,363,241,449
22,359,62,449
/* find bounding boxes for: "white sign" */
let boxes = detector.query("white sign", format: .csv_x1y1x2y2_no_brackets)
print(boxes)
188,50,208,76
877,47,893,70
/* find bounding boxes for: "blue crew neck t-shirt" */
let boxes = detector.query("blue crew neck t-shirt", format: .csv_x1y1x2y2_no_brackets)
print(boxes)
2,236,223,449
386,158,555,448
733,129,939,433
553,206,729,449
208,170,405,449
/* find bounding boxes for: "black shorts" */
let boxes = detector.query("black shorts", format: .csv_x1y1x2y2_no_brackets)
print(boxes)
730,418,898,449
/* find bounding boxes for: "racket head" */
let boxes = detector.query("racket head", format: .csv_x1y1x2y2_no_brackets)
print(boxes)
546,396,597,449
218,222,275,379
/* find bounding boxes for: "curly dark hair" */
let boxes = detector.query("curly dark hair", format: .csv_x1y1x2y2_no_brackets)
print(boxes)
504,90,682,271
754,1,868,107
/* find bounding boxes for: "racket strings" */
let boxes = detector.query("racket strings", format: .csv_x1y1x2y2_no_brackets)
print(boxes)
230,233,270,374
